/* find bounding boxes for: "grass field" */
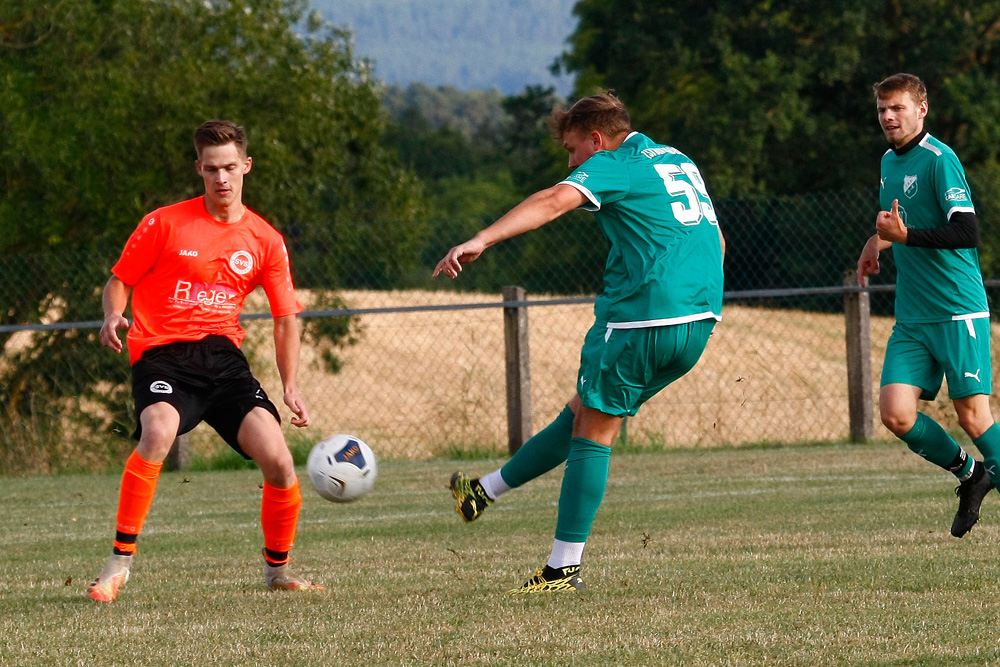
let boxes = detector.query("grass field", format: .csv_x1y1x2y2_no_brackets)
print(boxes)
5,442,1000,666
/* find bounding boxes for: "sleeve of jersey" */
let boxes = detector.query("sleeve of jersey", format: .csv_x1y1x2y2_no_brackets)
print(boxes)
934,152,975,220
111,214,165,286
558,153,630,212
260,237,303,317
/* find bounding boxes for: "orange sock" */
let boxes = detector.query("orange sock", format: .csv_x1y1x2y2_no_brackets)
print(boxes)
261,479,302,565
112,450,163,555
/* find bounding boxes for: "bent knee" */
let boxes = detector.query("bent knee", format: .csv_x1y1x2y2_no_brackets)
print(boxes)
880,409,917,437
958,413,993,440
255,448,296,487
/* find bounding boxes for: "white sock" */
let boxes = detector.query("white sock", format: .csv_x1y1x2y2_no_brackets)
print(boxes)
478,470,510,500
546,539,585,569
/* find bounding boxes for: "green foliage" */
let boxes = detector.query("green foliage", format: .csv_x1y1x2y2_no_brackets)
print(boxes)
382,83,611,294
0,0,424,463
381,83,507,138
559,0,1000,198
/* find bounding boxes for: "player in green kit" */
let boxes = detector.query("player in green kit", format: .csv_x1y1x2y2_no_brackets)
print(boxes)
433,92,725,592
858,73,999,537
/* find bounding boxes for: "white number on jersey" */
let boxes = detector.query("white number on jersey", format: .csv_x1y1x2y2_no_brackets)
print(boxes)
654,163,719,226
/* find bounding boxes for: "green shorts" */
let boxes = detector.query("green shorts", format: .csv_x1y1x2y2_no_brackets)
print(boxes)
881,318,992,400
577,318,716,417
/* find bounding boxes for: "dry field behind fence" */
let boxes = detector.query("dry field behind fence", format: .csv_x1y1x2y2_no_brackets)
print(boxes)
167,290,1000,461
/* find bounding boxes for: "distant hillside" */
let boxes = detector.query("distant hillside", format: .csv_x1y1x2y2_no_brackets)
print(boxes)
311,0,578,94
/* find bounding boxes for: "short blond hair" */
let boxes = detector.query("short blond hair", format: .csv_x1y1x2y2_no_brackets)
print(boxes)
548,91,631,141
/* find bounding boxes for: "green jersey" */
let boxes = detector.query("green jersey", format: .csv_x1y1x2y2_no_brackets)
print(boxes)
560,132,724,327
880,132,988,323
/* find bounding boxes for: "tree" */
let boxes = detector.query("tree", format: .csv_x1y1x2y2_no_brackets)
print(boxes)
558,0,1000,198
0,0,425,472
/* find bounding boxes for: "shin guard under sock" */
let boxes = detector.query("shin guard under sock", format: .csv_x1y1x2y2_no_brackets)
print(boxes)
554,437,611,543
261,479,302,565
973,423,1000,486
900,413,968,475
500,406,575,488
113,450,163,555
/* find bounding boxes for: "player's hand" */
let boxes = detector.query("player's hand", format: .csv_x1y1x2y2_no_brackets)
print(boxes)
875,199,908,244
856,236,880,287
284,389,310,428
99,313,129,353
432,238,486,279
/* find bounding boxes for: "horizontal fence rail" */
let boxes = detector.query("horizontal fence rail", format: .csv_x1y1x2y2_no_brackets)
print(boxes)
0,284,917,335
6,176,1000,473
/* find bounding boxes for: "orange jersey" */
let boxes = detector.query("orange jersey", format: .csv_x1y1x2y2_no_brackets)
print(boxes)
112,197,302,364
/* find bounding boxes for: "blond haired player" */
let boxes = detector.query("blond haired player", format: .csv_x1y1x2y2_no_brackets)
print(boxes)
436,93,724,592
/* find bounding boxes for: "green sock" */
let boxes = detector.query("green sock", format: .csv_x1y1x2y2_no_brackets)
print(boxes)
973,423,1000,485
900,413,971,477
554,437,611,543
500,406,574,488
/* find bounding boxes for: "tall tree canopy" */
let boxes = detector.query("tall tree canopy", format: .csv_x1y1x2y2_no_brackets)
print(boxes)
559,1,1000,197
0,0,424,470
0,0,423,258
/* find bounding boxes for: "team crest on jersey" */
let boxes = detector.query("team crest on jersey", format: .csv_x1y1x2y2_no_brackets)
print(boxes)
945,187,969,203
229,250,254,275
903,174,918,198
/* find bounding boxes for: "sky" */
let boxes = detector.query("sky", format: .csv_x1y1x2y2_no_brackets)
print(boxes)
312,0,578,95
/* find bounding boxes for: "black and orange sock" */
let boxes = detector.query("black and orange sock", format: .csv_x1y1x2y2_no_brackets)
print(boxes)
112,450,163,555
261,479,302,566
113,531,138,556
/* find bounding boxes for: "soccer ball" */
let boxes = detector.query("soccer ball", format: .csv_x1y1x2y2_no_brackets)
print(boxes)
306,434,377,503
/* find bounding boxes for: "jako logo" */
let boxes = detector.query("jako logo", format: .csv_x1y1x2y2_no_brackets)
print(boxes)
229,251,254,275
150,381,173,394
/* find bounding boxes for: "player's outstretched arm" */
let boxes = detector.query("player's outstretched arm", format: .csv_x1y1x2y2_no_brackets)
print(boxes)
433,184,587,279
273,315,309,428
100,276,132,353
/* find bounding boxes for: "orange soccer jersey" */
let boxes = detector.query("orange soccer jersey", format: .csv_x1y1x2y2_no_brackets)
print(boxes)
112,197,302,364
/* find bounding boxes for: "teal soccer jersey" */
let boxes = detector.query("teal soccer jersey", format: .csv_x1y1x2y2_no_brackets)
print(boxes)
559,132,724,328
880,133,988,323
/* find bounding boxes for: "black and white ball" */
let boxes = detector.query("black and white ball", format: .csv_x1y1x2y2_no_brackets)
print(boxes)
306,434,377,503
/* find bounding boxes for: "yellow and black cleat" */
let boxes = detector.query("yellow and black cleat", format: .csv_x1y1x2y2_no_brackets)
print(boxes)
509,565,585,594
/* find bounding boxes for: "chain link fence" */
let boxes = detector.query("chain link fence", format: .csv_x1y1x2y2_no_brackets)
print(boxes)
4,175,1000,472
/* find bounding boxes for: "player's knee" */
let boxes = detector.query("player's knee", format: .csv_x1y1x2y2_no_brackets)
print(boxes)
137,424,179,461
880,408,915,436
957,411,992,440
255,445,295,487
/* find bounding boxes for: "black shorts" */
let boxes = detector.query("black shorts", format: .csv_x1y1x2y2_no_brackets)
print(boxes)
131,335,281,458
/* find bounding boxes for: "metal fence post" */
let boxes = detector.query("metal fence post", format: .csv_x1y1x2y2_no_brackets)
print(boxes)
843,271,874,442
503,286,532,453
166,433,190,471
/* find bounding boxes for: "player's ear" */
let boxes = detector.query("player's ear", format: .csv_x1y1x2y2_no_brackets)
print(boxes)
243,156,253,174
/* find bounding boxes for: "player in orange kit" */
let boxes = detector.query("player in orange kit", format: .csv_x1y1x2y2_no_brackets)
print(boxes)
86,119,323,602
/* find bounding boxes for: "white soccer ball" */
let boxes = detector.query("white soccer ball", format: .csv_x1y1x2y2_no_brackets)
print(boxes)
306,434,377,503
